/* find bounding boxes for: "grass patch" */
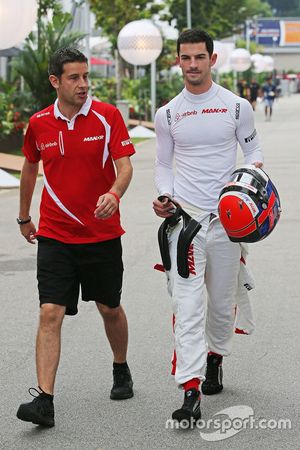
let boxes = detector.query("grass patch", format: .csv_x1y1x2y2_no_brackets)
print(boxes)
131,138,149,144
3,169,21,179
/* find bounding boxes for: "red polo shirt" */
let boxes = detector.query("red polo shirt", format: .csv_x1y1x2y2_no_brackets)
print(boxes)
22,97,135,243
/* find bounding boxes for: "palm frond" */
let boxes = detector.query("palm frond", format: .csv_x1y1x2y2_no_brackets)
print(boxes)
11,13,86,112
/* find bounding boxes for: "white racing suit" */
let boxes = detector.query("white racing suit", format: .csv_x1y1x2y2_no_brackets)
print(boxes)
234,244,255,335
166,203,240,385
154,82,263,386
156,220,256,383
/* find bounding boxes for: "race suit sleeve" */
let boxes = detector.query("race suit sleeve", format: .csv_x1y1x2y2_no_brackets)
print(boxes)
154,107,175,196
236,99,264,165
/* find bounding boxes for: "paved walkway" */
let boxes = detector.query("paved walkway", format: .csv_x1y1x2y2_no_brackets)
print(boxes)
0,152,43,175
0,93,299,449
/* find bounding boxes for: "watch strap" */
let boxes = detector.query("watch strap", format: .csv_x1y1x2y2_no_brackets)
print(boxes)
17,216,31,225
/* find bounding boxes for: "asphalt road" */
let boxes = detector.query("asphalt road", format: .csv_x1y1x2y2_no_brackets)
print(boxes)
0,93,299,449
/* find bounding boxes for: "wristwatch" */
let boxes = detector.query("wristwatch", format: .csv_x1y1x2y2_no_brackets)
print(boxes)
16,216,31,225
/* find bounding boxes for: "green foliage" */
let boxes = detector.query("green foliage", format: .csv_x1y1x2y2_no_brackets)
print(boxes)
38,0,64,17
266,0,300,17
89,0,165,99
91,76,117,105
88,0,163,50
10,12,86,113
0,81,27,138
111,71,183,119
90,72,183,120
91,76,142,111
235,38,264,55
215,73,233,91
122,78,141,113
164,0,272,37
156,39,177,72
243,0,272,20
156,74,184,107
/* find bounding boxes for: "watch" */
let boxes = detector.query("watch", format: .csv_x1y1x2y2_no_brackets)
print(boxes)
16,216,31,225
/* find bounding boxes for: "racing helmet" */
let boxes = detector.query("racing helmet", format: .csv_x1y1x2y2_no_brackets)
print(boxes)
218,165,281,243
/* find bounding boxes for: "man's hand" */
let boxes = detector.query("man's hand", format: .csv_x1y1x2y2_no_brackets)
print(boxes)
19,221,36,244
153,195,177,218
94,192,119,220
253,161,263,168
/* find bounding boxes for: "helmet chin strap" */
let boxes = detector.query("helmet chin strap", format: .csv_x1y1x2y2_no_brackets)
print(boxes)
157,197,202,278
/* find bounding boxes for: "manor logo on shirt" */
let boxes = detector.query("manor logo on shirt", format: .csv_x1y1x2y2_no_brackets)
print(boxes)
36,112,50,119
40,141,58,151
83,135,104,142
201,108,227,114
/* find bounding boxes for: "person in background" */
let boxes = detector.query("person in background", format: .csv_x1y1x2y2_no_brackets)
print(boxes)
262,77,277,121
249,78,260,111
237,78,250,100
16,47,135,428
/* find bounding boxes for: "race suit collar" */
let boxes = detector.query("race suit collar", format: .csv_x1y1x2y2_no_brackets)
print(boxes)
182,82,219,104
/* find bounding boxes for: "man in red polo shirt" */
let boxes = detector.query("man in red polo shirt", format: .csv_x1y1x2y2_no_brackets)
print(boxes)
16,47,135,427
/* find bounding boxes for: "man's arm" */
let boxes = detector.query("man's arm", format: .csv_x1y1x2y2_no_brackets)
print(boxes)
236,99,264,168
153,107,176,218
154,108,175,197
94,156,133,219
18,158,39,243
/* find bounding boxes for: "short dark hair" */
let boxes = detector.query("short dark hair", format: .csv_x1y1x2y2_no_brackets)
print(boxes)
177,29,214,57
48,47,88,77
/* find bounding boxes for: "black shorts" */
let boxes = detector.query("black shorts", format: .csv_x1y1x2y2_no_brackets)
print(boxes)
37,236,124,315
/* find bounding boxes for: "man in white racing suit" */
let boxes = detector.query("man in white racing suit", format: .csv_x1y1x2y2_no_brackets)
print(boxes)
153,29,263,424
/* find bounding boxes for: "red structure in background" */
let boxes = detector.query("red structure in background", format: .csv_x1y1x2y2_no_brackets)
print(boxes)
90,57,112,65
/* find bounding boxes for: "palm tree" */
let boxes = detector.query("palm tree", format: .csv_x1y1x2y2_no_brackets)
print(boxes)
11,12,86,112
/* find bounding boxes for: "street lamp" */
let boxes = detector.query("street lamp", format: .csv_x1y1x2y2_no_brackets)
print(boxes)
117,19,163,65
263,55,274,72
213,41,231,83
229,48,252,93
272,35,278,82
186,0,192,28
251,53,265,73
0,0,37,187
117,19,163,123
213,41,230,70
229,48,252,72
245,19,251,51
0,0,38,50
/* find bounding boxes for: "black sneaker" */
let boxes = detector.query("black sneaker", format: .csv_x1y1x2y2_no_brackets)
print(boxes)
16,387,55,427
201,353,223,395
172,388,201,424
110,366,134,400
